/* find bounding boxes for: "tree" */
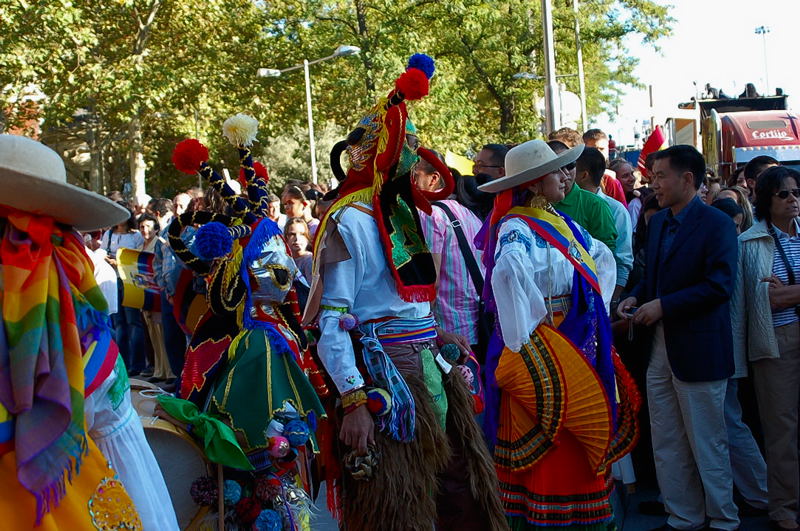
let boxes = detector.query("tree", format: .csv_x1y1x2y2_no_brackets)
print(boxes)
1,0,673,194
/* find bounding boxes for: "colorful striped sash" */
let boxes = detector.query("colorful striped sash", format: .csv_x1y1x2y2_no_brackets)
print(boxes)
373,315,437,344
503,207,600,294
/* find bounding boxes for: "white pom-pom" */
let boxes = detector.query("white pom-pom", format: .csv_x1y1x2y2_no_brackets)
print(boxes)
222,113,259,147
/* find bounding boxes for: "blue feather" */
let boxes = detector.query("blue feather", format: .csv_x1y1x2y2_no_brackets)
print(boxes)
407,53,435,79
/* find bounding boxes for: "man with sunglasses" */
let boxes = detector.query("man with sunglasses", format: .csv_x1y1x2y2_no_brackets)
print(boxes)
549,140,618,253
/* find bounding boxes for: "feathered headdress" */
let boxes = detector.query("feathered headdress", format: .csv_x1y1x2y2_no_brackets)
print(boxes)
315,54,454,303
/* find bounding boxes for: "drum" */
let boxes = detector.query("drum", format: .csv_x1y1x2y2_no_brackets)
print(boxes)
129,378,164,417
140,416,210,530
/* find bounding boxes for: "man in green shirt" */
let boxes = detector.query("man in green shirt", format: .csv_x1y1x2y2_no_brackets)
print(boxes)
549,140,618,252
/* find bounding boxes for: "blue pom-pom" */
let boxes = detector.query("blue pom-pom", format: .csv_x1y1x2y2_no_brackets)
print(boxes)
223,479,242,505
283,419,311,447
440,343,461,363
407,53,435,79
194,222,233,260
255,509,282,531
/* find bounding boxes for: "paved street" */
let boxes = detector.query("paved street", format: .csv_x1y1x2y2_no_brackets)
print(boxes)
308,482,773,530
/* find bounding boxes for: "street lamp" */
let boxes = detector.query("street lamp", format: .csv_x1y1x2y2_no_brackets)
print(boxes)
754,26,770,95
258,45,361,184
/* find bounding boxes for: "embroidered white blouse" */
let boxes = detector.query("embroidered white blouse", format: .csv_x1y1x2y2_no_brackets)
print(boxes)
316,204,430,395
491,216,617,353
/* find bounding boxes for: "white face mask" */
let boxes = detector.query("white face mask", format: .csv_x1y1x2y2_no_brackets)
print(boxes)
248,234,298,304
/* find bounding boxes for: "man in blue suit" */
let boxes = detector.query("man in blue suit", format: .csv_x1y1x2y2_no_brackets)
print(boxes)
618,145,739,531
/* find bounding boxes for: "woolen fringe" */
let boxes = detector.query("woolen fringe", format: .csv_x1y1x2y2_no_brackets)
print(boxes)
443,370,510,531
341,371,450,531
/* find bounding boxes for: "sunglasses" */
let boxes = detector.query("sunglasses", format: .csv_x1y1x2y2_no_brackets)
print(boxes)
774,189,800,199
562,162,576,171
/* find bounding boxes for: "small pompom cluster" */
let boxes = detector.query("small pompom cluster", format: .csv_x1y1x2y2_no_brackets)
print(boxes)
222,113,259,147
189,476,218,506
255,508,282,531
223,479,242,506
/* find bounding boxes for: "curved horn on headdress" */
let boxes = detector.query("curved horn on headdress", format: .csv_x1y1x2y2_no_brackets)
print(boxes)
330,140,348,182
172,139,257,224
167,211,239,274
416,147,454,201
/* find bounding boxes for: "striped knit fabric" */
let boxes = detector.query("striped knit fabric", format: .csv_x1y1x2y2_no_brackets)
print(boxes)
419,200,484,343
771,220,800,327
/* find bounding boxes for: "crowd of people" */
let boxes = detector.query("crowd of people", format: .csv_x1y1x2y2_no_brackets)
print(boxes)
1,53,799,531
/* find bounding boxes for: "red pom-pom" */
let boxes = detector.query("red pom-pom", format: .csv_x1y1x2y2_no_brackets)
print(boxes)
173,139,209,175
234,497,262,524
238,161,270,189
395,68,429,101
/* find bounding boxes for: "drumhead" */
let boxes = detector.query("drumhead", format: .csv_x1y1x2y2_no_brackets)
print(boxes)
141,417,209,529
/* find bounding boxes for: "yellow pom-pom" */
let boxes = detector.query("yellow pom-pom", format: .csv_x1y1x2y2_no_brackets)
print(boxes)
222,113,259,147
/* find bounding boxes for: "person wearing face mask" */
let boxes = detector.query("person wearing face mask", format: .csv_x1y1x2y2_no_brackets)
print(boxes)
476,139,638,530
549,140,618,254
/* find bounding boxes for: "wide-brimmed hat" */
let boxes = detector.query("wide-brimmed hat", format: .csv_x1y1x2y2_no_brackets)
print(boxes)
478,139,584,193
0,134,129,230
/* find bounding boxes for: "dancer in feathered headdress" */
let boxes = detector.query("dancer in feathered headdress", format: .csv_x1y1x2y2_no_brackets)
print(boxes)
163,114,326,530
303,54,507,531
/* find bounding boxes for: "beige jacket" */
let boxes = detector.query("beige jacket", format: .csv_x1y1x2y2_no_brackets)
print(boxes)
731,218,799,373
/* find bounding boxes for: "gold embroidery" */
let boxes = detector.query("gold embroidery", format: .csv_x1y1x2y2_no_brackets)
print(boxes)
88,477,142,530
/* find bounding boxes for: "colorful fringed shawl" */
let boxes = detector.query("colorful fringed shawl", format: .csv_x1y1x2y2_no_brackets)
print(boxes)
0,210,117,522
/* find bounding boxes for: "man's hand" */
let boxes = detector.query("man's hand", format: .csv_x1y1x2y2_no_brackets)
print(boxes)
339,404,374,455
763,276,800,311
436,327,472,361
633,299,663,326
617,296,638,320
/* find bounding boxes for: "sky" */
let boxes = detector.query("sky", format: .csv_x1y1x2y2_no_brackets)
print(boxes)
596,0,800,145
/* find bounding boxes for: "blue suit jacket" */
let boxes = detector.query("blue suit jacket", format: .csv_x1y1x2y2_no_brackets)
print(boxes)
631,198,738,382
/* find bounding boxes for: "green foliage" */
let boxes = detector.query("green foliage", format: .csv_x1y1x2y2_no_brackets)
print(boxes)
0,0,672,193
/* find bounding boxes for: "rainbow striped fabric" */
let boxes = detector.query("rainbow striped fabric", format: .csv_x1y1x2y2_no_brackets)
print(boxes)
0,209,118,522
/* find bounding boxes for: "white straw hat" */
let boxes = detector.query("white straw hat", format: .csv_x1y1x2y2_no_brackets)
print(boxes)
0,134,129,230
478,139,584,193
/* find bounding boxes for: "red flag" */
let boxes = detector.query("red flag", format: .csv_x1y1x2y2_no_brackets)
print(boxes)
638,125,667,174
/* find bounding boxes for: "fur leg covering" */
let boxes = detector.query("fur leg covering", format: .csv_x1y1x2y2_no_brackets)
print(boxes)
440,370,510,531
341,371,450,531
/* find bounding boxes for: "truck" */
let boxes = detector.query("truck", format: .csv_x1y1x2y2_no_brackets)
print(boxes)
668,94,800,181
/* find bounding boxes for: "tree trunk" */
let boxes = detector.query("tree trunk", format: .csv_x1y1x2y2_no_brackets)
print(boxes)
87,121,102,193
353,0,375,96
499,98,515,136
128,116,147,202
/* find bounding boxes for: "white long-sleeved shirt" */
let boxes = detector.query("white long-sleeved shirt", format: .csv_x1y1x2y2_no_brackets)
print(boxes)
316,204,430,395
491,216,616,352
597,189,633,287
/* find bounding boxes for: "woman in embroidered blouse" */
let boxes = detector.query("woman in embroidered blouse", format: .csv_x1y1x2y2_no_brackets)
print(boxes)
478,140,639,530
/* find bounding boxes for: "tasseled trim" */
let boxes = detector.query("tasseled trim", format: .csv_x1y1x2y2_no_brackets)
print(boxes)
395,284,437,303
603,351,641,467
33,427,89,525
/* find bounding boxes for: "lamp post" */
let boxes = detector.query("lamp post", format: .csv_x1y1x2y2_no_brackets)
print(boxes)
541,0,559,133
754,26,770,95
258,45,361,184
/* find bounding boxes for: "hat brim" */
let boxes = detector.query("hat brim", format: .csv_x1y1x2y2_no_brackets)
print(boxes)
0,168,130,231
478,144,584,193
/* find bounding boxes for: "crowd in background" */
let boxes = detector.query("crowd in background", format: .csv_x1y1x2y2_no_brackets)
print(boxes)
96,125,799,530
